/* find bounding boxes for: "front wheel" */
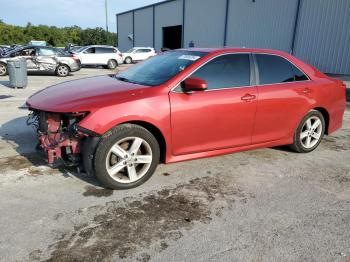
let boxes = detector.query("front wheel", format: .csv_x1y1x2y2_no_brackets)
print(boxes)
93,124,160,190
56,64,70,77
290,110,325,153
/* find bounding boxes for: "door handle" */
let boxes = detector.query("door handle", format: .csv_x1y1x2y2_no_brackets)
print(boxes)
241,94,256,102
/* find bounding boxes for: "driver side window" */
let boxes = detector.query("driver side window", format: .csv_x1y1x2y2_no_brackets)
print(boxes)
84,48,95,54
191,54,251,90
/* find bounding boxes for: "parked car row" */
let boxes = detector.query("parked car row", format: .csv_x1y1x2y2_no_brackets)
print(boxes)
0,43,158,77
0,45,80,77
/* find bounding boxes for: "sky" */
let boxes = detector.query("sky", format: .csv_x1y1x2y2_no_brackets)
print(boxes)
0,0,162,32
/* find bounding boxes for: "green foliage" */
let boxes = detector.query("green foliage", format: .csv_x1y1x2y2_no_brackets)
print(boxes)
0,20,117,47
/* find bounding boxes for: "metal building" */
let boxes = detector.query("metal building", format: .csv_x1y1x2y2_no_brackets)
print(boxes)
116,0,350,74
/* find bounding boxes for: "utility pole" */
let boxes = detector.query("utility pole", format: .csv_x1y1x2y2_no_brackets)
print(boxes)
105,0,109,44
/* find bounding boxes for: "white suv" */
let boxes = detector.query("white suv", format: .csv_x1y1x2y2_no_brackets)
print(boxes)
73,45,123,69
122,47,156,64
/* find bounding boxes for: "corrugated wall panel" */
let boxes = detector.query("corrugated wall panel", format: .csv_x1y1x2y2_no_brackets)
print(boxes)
154,0,183,51
183,0,226,48
293,0,350,74
226,0,299,51
117,12,133,52
134,7,154,47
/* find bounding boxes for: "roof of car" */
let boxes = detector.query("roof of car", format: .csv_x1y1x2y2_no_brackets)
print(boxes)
85,45,117,48
179,47,289,56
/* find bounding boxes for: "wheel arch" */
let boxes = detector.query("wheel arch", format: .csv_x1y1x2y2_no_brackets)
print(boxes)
313,107,330,135
119,120,167,163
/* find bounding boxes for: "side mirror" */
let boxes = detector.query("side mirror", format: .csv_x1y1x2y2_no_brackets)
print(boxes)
182,77,208,92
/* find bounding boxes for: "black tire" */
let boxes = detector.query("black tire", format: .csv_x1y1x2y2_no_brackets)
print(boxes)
56,64,70,77
94,124,160,190
107,59,118,69
0,62,7,76
289,110,325,153
124,57,132,64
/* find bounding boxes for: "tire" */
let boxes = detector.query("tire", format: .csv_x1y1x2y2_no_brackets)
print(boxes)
0,62,7,76
56,64,70,77
107,59,118,69
290,110,325,153
124,57,132,64
93,124,160,190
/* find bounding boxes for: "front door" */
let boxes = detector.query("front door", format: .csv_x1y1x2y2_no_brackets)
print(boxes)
169,53,258,155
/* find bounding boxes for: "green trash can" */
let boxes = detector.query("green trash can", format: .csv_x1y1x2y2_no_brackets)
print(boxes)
7,58,27,88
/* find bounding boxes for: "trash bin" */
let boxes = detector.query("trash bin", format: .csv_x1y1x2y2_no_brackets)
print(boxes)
7,58,27,88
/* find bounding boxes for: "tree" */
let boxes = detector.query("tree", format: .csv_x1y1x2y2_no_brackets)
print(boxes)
0,21,117,47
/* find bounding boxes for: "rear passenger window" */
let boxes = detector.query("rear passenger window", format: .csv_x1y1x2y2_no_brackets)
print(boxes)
256,54,308,85
96,47,114,54
191,54,251,90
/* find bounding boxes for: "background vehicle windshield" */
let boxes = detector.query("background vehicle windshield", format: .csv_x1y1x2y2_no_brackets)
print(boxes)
116,51,207,86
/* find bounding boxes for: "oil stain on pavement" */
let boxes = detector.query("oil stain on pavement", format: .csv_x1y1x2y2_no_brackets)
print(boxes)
34,176,254,262
83,186,114,198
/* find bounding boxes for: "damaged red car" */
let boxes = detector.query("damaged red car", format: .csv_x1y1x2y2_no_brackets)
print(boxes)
26,48,346,189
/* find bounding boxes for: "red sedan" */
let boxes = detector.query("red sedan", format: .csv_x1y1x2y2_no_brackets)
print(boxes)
26,48,346,189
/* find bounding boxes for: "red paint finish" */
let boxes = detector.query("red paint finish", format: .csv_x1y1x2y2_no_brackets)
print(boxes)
27,48,346,165
169,86,258,155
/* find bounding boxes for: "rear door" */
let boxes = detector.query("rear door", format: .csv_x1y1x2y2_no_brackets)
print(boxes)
95,47,114,64
169,53,258,155
252,53,313,144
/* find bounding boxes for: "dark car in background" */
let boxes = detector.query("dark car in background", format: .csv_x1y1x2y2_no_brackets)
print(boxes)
0,46,81,77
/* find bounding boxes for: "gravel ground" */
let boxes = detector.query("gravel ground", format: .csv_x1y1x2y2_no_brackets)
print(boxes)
0,68,349,262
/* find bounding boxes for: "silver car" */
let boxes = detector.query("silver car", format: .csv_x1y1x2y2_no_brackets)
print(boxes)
0,46,81,77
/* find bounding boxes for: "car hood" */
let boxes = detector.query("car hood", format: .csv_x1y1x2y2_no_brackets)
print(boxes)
26,75,149,112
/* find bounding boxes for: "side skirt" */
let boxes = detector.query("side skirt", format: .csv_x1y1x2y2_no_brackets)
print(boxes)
165,138,292,164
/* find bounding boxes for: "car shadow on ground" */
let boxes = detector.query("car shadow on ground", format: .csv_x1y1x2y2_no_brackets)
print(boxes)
0,116,101,186
0,79,11,88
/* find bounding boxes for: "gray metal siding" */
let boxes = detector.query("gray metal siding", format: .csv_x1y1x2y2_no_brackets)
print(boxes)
293,0,350,74
183,0,227,48
117,12,133,52
134,7,154,47
154,0,183,51
226,0,299,51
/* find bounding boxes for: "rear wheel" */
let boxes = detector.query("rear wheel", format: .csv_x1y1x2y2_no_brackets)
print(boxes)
56,64,69,77
290,110,325,153
0,63,7,76
94,124,160,190
107,59,118,69
124,57,132,64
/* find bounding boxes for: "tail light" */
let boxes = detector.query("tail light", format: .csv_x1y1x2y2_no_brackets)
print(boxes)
72,54,80,61
118,54,123,58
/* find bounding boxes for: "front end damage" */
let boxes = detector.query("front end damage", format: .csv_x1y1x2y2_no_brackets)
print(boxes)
27,110,92,166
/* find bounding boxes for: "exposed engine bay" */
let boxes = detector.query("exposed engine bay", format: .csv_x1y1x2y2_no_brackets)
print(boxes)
27,111,90,166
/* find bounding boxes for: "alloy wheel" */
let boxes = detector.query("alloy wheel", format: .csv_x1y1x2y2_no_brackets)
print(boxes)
0,64,6,76
57,65,69,76
108,60,117,69
105,137,153,184
299,116,323,149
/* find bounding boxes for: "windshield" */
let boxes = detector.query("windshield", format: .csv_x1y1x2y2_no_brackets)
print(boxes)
75,46,87,53
116,51,207,86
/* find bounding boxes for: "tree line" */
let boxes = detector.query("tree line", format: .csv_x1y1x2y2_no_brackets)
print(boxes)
0,20,117,47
